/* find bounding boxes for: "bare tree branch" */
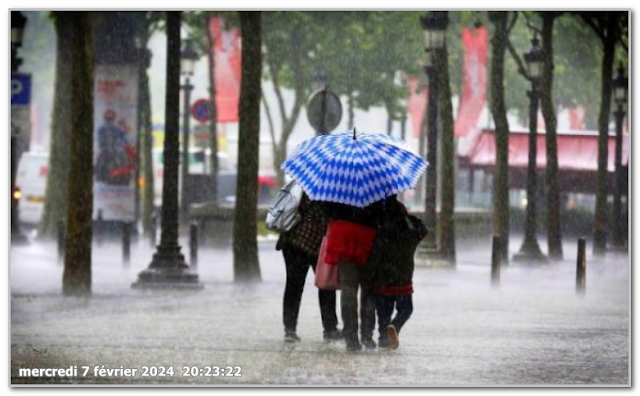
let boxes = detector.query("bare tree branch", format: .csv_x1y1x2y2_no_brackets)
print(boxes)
506,38,533,82
579,13,606,43
507,11,519,33
264,50,289,130
619,36,628,52
522,12,542,34
261,88,277,154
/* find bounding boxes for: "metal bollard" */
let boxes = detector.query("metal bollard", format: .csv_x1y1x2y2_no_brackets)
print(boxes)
190,222,198,268
150,212,157,248
122,222,131,266
57,220,65,263
96,210,105,245
491,235,501,287
576,238,586,294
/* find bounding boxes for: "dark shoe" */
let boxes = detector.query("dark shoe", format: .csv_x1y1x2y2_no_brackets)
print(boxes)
346,338,362,352
387,325,399,350
378,338,390,349
323,328,343,341
285,331,301,343
361,337,377,350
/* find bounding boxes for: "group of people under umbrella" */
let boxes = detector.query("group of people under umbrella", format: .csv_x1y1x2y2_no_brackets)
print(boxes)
272,130,429,352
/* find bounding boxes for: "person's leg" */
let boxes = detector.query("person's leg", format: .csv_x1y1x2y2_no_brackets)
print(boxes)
339,261,361,350
282,247,310,340
376,295,394,347
310,260,339,337
391,294,414,332
359,273,377,348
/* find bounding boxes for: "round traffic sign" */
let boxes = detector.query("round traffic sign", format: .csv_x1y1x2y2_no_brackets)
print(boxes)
307,89,342,134
191,99,212,122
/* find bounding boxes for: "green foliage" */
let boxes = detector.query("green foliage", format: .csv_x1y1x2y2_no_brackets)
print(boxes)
262,11,426,122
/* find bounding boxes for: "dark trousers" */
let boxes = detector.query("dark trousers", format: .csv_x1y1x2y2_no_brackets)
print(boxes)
376,294,413,342
339,261,376,342
282,246,338,333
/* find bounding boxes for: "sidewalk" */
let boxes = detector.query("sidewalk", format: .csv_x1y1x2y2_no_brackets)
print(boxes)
10,238,629,385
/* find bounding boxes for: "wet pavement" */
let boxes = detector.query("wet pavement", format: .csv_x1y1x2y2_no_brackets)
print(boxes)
10,237,629,386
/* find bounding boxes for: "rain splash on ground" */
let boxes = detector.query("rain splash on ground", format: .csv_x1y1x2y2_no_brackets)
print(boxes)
11,236,629,385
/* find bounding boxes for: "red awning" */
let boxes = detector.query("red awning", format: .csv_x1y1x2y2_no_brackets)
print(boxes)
461,128,628,172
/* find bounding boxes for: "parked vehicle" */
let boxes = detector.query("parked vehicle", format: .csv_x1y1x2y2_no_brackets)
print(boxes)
14,151,49,225
14,148,277,226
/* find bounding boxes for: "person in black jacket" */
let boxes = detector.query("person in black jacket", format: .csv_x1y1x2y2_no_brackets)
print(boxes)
276,194,342,343
368,196,428,350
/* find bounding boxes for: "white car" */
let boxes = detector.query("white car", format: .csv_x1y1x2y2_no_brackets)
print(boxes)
15,151,49,225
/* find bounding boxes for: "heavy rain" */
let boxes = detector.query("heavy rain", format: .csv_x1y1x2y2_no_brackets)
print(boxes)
10,10,629,386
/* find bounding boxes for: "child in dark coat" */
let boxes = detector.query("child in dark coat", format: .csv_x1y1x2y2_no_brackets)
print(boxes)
368,196,428,350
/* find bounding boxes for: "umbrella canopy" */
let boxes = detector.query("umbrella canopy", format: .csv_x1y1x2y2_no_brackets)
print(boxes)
281,131,428,208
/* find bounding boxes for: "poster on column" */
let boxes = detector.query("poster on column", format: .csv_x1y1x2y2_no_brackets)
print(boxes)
93,64,139,221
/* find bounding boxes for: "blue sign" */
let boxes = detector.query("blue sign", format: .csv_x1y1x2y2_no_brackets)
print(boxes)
191,99,212,122
11,73,31,106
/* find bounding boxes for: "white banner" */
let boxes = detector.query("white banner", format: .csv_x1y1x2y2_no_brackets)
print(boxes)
93,64,139,221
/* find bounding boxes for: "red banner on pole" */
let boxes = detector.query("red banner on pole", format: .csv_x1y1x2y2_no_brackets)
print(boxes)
209,17,241,123
455,26,488,137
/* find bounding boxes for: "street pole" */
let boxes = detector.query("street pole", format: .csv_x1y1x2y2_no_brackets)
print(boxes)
514,80,547,263
133,11,200,289
611,104,626,249
11,11,28,245
180,76,193,223
424,59,439,249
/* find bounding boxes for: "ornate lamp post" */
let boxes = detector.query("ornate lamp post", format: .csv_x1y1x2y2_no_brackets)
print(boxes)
133,11,200,289
611,62,628,250
179,38,199,223
420,11,448,250
514,35,546,263
11,11,28,244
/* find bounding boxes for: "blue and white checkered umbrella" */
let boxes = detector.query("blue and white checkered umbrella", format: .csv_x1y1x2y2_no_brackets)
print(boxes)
281,131,428,208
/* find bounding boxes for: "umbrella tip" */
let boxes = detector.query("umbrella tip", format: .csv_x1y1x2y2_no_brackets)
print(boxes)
352,128,356,140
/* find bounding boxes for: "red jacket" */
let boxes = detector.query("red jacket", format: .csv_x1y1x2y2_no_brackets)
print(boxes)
324,220,376,266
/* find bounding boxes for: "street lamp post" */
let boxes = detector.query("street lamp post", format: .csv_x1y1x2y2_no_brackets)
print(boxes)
313,69,328,135
133,11,200,289
179,39,199,223
11,11,28,245
420,11,448,250
514,35,547,263
611,62,628,250
133,33,147,226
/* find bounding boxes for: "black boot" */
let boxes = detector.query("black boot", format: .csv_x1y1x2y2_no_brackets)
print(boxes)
285,330,301,343
346,337,362,351
323,328,343,341
361,336,377,350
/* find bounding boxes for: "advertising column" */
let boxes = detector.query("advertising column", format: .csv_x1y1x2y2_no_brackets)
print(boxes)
93,65,139,221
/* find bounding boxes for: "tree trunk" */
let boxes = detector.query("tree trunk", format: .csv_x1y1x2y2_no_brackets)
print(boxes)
62,11,95,295
233,11,262,282
593,15,617,256
262,89,281,186
263,34,305,187
489,12,510,263
540,13,563,260
436,41,456,265
205,14,219,204
424,66,439,249
39,14,74,239
140,14,155,236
